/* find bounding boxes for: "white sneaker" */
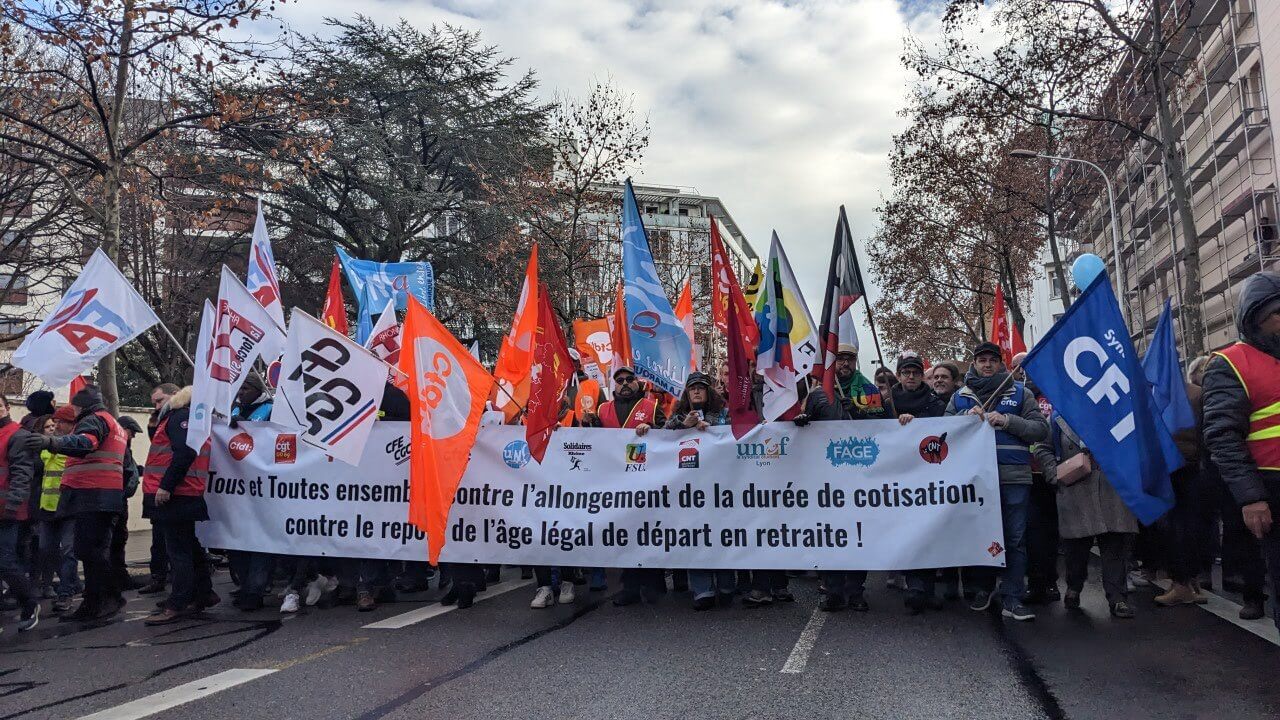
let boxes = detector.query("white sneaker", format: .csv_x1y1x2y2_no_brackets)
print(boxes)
280,591,301,613
530,586,555,608
321,575,339,593
304,579,324,606
558,582,576,604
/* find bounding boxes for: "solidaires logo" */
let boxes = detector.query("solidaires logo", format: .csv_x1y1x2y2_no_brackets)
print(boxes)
827,436,879,467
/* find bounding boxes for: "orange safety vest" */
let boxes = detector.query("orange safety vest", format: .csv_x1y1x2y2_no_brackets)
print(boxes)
142,413,210,497
1215,341,1280,470
598,397,659,429
0,421,25,521
61,410,127,491
574,380,603,423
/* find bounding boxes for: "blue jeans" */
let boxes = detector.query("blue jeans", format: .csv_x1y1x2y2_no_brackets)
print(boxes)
0,521,33,606
38,518,79,596
688,569,736,600
997,484,1031,607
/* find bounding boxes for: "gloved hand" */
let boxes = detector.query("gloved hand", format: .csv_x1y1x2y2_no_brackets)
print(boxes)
20,433,51,453
793,413,810,427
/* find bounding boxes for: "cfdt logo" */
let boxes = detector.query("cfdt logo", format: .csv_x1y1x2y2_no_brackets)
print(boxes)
678,438,700,469
274,434,297,464
826,436,879,467
624,443,647,472
736,436,790,466
918,433,949,464
503,440,531,469
228,432,255,461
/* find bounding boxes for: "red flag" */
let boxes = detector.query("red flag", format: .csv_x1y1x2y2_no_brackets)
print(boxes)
609,282,631,371
321,255,348,335
69,374,89,399
710,219,758,358
726,284,757,439
674,277,697,370
991,283,1027,367
526,283,573,463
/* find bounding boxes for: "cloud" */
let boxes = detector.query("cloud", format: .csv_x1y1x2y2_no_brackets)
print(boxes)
274,0,947,362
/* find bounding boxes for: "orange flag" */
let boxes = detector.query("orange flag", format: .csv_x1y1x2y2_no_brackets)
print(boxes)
321,255,348,335
991,283,1027,368
492,246,538,420
609,282,631,372
400,297,494,564
572,317,613,383
674,277,697,370
710,219,758,357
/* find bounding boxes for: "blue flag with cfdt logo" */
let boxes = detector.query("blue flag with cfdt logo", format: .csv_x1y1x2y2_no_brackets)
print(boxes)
620,179,691,395
1021,273,1181,525
335,246,434,343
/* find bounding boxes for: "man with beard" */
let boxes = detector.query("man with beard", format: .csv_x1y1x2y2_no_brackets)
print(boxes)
1203,271,1280,630
946,342,1048,621
891,352,948,613
582,366,667,606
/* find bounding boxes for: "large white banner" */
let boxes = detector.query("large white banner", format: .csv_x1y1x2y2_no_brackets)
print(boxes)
201,418,1005,569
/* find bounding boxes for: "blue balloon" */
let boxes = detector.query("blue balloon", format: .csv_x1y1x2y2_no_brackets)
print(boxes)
1071,253,1106,290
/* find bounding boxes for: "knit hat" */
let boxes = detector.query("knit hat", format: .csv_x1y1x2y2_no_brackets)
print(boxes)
70,385,103,409
24,390,55,416
53,405,78,423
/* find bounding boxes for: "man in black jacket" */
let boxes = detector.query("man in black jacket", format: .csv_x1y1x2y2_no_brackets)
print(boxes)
892,352,949,613
0,395,40,631
1203,271,1280,630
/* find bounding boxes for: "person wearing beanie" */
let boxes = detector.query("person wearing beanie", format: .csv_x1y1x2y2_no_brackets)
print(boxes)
946,341,1048,622
21,385,129,621
25,390,55,418
1203,271,1280,628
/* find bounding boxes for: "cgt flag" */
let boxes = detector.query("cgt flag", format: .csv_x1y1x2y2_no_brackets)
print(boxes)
621,179,691,395
271,309,389,465
526,283,574,463
674,277,698,371
1022,272,1181,524
493,245,538,422
709,217,758,358
321,256,348,336
13,248,160,388
991,283,1027,368
245,198,286,330
400,296,493,564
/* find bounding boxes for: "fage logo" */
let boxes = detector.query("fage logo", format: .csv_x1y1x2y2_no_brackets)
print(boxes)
826,436,879,467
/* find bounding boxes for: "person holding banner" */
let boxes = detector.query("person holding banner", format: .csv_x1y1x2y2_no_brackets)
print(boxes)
21,386,130,622
946,342,1048,622
1202,271,1280,630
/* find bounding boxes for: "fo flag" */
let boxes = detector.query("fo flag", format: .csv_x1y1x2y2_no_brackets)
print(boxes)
621,179,691,395
1022,273,1181,524
400,297,493,564
816,206,868,398
195,267,286,423
365,300,408,391
13,248,159,388
186,300,217,452
335,246,434,343
245,198,286,331
271,309,389,465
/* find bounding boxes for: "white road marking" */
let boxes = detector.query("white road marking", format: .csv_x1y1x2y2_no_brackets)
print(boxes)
362,579,534,629
780,607,827,674
1150,579,1280,647
75,668,277,720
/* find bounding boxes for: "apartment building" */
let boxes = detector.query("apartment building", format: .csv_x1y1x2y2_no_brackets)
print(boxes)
1051,0,1280,355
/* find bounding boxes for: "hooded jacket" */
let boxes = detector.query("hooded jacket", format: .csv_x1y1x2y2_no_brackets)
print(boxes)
945,369,1048,485
1202,272,1280,507
142,387,209,523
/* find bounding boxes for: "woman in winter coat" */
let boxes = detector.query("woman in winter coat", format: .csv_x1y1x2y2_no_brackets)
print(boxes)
1051,413,1139,619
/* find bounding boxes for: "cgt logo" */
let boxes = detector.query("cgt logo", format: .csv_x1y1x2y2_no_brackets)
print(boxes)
827,436,879,467
918,433,949,464
275,434,297,464
988,541,1005,558
625,442,647,472
228,432,255,461
503,440,531,469
678,438,700,469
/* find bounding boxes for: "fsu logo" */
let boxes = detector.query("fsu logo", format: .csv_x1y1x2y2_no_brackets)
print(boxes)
919,433,949,464
228,432,255,461
275,434,297,464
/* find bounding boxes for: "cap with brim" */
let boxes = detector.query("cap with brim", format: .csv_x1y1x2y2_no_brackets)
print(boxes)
972,341,1001,359
685,371,713,388
612,366,636,379
836,343,858,356
897,354,925,372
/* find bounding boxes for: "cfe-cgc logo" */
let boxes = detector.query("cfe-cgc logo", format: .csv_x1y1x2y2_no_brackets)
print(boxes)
678,438,700,469
228,432,255,461
826,436,879,468
503,440,531,469
988,541,1005,558
274,434,297,464
736,436,790,466
563,441,592,471
624,442,647,472
918,433,949,464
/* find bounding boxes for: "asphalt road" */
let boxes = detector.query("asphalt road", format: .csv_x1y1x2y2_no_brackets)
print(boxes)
2,559,1277,720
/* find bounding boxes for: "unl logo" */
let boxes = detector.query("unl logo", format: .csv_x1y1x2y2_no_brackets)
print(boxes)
40,288,131,353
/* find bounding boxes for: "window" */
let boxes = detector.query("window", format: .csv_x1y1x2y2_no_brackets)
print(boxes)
1048,269,1065,299
678,208,689,217
644,205,659,215
0,273,28,306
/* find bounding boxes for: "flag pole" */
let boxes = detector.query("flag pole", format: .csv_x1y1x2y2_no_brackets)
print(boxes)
863,296,885,369
154,321,195,369
839,206,885,368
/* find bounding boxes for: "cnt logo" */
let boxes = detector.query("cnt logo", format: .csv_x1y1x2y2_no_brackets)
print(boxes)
228,432,255,461
274,434,297,464
736,436,790,466
826,436,879,468
678,438,700,469
918,433,949,464
503,440,531,469
624,443,647,472
563,441,592,471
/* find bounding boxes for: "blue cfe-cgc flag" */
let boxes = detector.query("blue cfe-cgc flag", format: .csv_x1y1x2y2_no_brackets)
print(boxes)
1022,272,1181,525
335,246,434,343
1142,299,1196,437
620,179,691,395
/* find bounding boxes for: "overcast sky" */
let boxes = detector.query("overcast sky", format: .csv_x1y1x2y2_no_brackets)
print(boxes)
274,0,945,352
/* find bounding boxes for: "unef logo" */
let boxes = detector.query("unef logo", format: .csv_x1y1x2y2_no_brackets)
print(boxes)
919,433,949,464
413,336,471,440
736,436,789,466
40,288,131,354
625,442,647,472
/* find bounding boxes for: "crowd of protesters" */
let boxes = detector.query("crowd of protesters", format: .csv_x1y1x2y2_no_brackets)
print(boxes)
3,271,1280,634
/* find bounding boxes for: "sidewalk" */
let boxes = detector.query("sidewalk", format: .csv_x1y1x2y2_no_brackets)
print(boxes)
124,528,152,566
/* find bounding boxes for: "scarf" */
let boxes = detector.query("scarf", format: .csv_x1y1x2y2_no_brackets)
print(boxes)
891,382,941,417
964,368,1011,406
838,370,886,417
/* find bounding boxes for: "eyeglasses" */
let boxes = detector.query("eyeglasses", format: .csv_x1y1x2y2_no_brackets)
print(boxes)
616,376,637,385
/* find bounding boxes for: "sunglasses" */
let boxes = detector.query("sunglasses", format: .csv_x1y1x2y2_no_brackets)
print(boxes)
616,375,637,385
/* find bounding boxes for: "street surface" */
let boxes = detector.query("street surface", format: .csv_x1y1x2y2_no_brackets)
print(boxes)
2,537,1277,720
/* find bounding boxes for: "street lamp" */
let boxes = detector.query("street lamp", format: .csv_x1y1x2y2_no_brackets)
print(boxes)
1010,149,1131,328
